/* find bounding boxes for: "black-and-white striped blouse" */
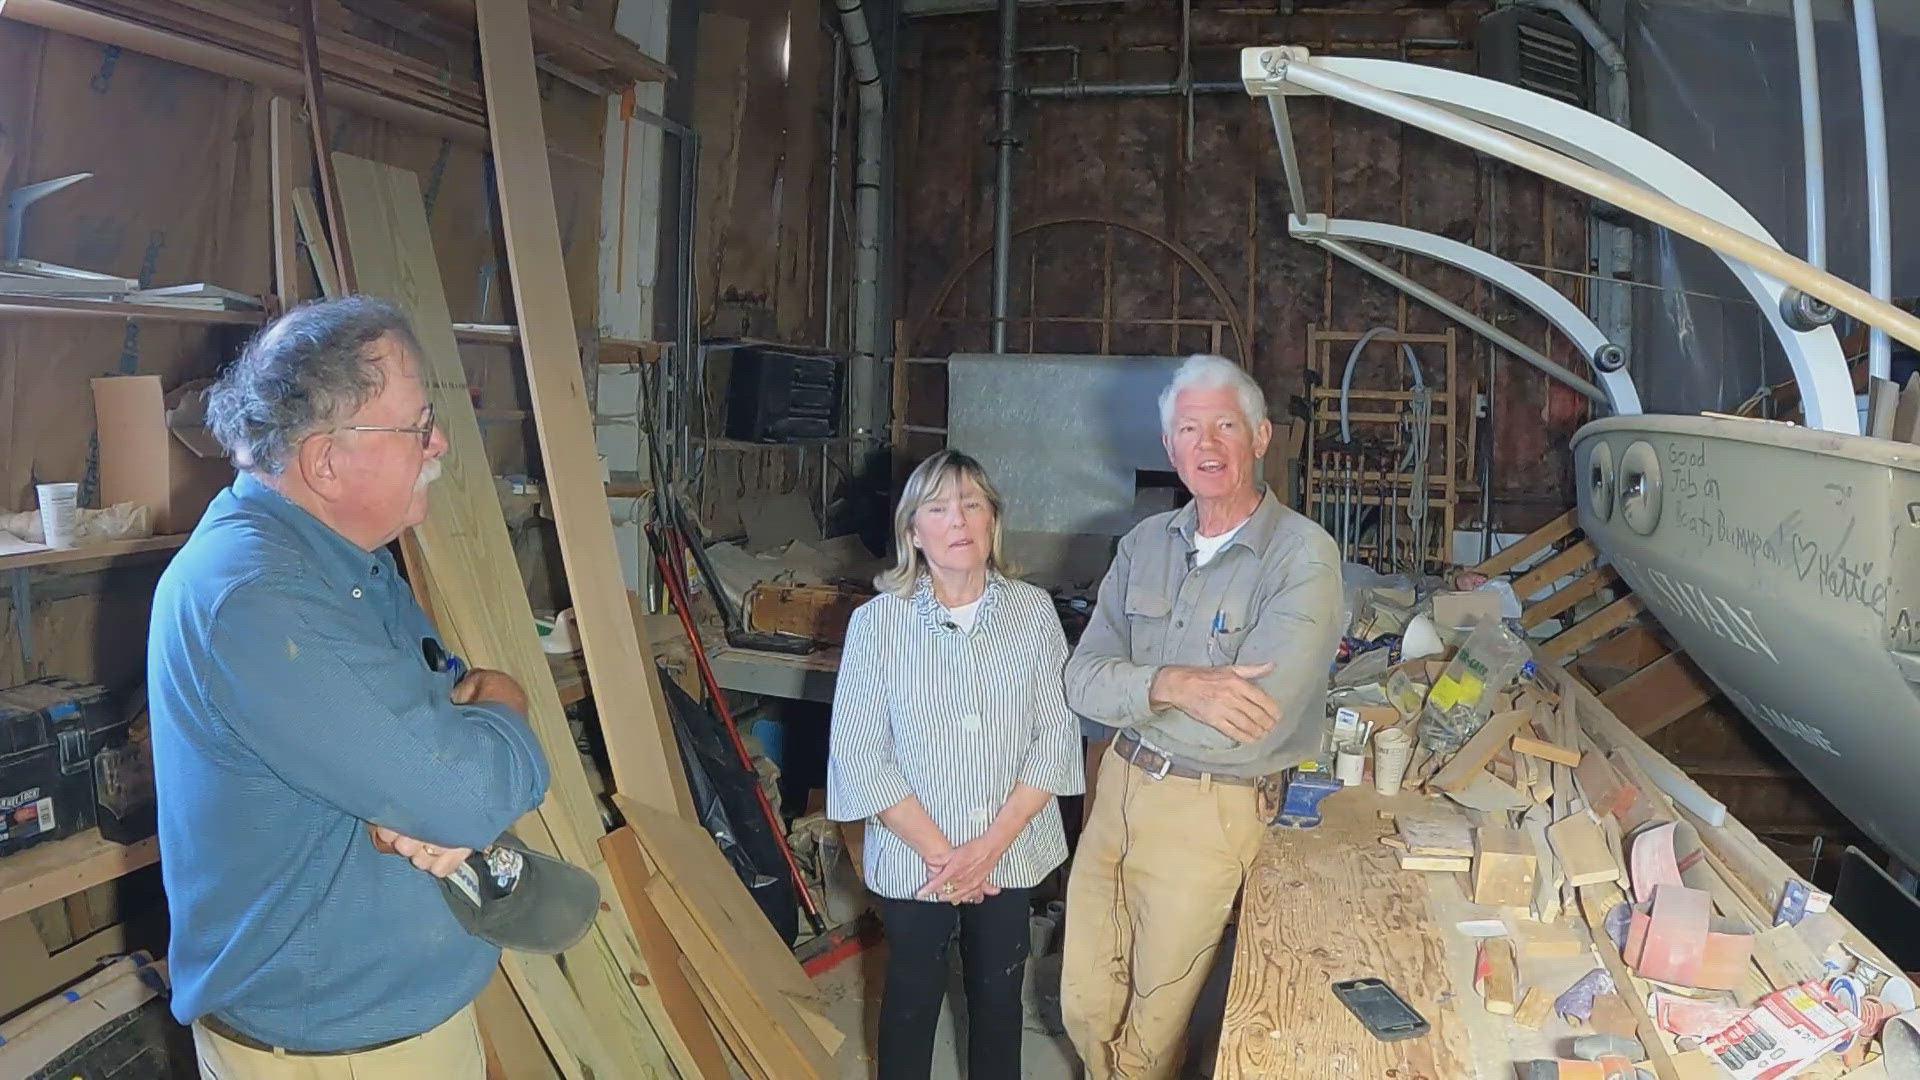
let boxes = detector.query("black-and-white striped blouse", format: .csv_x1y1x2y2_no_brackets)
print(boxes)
826,572,1085,901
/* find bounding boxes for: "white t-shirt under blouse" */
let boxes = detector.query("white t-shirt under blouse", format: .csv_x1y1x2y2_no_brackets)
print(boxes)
1191,519,1248,567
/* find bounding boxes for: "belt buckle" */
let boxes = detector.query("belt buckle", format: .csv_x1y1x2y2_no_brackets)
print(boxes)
1128,736,1172,781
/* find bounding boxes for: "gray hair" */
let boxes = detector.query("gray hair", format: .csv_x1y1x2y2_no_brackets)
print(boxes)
1157,354,1268,438
208,296,422,475
875,449,1009,597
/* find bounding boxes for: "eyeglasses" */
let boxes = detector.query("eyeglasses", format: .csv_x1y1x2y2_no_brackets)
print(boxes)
337,403,437,449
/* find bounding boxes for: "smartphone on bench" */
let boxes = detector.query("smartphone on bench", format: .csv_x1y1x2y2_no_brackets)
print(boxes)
1331,977,1430,1042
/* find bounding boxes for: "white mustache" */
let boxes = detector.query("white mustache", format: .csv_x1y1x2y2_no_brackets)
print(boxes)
416,455,443,491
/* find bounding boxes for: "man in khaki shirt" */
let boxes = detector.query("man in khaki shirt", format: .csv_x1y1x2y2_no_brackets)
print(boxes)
1062,355,1343,1079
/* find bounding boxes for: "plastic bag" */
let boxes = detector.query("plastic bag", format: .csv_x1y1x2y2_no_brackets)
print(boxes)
1417,617,1531,752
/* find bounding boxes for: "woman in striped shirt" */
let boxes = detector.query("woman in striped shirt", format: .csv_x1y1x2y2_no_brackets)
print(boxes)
827,449,1083,1080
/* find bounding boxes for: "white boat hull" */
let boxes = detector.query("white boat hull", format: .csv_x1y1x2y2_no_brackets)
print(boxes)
1573,414,1920,869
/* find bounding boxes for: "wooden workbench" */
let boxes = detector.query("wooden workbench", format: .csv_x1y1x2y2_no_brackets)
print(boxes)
1216,783,1578,1079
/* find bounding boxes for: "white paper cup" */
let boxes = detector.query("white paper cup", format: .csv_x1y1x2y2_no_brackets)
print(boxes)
1334,745,1367,787
1374,727,1414,795
35,482,79,549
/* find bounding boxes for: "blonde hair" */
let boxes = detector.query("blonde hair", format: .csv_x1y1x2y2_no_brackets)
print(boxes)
876,449,1009,597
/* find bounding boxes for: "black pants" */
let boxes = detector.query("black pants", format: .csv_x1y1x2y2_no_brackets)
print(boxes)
877,888,1031,1080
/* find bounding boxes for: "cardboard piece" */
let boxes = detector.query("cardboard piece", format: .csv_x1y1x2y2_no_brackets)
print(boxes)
91,376,232,534
1432,589,1505,633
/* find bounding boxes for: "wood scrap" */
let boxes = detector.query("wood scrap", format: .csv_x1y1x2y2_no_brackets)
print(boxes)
1587,993,1639,1040
1517,920,1589,961
1398,815,1474,857
1750,923,1826,989
1475,937,1518,1015
1524,805,1563,922
1513,986,1555,1030
1471,826,1537,907
1431,709,1533,793
1574,751,1640,821
1512,735,1582,768
1446,771,1533,813
1548,812,1624,887
1400,854,1472,873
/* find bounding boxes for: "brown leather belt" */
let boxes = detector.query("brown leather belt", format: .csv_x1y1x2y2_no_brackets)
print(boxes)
1113,730,1260,787
199,1013,418,1057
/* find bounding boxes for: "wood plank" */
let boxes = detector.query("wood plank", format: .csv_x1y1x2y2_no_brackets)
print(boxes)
268,96,306,308
330,152,679,1076
291,187,341,298
475,967,562,1080
617,797,819,1006
1520,564,1618,629
1473,509,1576,577
1599,651,1719,738
0,830,159,924
1511,735,1582,768
1510,539,1598,600
1571,623,1669,685
1578,883,1682,1080
600,827,735,1079
646,874,828,1079
0,534,187,573
1540,595,1646,661
1430,709,1533,794
1512,986,1554,1030
1547,812,1623,887
1399,854,1471,872
472,0,693,819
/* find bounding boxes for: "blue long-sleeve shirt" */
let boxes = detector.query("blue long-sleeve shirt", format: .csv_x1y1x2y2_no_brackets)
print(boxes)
148,472,550,1051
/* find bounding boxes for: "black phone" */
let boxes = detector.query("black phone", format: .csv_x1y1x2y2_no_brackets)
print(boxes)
1331,977,1430,1042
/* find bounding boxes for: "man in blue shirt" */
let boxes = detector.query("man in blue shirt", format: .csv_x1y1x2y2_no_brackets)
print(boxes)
148,297,551,1076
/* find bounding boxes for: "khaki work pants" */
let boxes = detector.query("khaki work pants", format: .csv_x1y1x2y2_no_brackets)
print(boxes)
1063,747,1265,1080
192,1004,484,1080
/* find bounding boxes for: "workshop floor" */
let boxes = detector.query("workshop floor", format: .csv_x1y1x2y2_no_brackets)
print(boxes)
812,942,1081,1079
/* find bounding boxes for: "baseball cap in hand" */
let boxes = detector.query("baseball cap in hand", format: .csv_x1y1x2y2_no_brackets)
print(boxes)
438,830,601,954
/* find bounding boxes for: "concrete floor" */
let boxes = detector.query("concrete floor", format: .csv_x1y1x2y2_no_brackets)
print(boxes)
812,940,1082,1079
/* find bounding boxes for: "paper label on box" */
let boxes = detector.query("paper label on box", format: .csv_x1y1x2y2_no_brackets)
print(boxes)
35,796,54,835
1704,981,1860,1080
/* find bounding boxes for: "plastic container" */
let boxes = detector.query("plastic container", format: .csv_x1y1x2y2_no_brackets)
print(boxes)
1417,616,1531,752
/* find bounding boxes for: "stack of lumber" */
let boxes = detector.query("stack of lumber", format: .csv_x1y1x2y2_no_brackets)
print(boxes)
302,5,836,1076
1473,512,1724,739
1384,653,1906,1078
0,0,667,147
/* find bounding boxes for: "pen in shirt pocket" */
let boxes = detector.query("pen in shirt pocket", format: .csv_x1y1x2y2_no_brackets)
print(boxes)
1208,610,1227,663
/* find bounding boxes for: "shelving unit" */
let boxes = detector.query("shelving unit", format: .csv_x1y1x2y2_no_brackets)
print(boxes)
0,534,189,573
0,830,160,925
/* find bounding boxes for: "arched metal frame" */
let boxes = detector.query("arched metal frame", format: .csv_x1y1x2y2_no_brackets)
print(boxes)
1242,48,1897,435
1291,214,1643,415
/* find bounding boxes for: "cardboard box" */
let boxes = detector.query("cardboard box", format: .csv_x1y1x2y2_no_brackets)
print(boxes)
92,376,233,534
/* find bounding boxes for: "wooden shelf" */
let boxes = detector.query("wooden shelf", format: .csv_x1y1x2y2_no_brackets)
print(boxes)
0,294,265,325
452,323,519,345
0,829,160,924
0,534,189,572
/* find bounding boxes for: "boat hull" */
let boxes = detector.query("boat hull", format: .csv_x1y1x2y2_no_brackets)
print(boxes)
1572,414,1920,869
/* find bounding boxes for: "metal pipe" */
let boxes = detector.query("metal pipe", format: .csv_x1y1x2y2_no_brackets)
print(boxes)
1266,95,1308,218
834,0,884,427
1312,236,1609,404
1022,79,1242,99
1852,0,1892,382
825,33,846,350
991,0,1018,353
1792,0,1827,269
